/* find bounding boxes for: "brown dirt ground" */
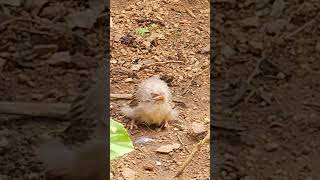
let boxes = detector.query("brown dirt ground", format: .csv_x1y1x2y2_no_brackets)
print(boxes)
110,0,210,179
214,0,320,180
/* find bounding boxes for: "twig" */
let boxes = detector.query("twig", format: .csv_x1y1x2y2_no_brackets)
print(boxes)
173,132,210,177
230,81,250,107
110,93,132,100
182,4,196,18
176,133,190,154
283,13,320,40
140,61,184,70
135,18,166,26
0,101,70,117
303,102,320,111
244,89,256,104
172,98,187,107
247,55,266,84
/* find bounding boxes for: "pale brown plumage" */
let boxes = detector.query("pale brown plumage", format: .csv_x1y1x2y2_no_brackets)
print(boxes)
121,76,178,129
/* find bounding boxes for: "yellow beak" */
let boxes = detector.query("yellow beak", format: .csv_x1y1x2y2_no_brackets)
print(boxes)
152,95,165,101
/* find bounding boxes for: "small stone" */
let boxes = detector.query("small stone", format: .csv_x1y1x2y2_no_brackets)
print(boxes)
156,161,162,166
131,64,142,71
191,122,206,134
121,168,136,180
125,78,133,82
156,143,180,153
48,51,72,65
264,142,279,152
199,44,210,54
276,72,285,79
143,164,154,171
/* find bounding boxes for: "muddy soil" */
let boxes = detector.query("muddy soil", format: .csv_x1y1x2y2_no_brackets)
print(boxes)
0,0,105,179
214,0,320,179
110,0,210,179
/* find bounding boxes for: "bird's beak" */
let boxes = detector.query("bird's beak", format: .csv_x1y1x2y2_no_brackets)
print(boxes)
153,95,165,101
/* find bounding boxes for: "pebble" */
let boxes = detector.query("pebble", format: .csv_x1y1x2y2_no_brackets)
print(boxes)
124,78,133,82
264,142,279,152
134,136,155,145
156,161,162,166
143,164,154,171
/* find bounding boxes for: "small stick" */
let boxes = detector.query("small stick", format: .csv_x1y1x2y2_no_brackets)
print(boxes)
244,89,256,104
140,61,184,70
284,13,319,40
110,93,132,100
303,102,320,110
173,132,210,177
135,18,166,26
182,4,196,18
247,55,266,84
0,101,70,117
177,133,190,154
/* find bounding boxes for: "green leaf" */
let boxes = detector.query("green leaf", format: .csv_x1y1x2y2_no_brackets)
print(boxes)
135,27,150,37
110,118,134,160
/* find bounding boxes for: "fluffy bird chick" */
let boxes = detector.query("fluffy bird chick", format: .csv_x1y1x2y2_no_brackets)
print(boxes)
121,76,177,129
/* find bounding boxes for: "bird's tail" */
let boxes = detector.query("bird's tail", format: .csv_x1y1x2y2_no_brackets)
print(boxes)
121,105,135,118
171,108,179,120
35,139,75,175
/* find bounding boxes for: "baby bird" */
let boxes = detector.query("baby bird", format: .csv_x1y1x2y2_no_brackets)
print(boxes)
121,76,177,130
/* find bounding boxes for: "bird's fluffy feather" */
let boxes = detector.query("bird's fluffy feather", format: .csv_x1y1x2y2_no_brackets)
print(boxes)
121,76,177,125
